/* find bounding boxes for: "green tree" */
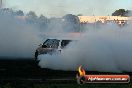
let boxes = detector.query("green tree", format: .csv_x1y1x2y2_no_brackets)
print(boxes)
112,9,130,16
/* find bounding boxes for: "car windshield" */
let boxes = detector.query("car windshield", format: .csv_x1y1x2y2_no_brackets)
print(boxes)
43,39,60,48
61,40,72,48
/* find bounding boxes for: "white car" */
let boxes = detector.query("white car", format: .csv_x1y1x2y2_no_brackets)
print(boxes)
35,38,76,59
35,33,81,60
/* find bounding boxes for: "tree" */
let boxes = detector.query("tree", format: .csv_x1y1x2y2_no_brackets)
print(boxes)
0,8,14,15
39,14,47,22
112,9,130,16
62,14,80,32
15,10,24,16
38,14,48,30
27,11,37,18
63,14,79,23
26,11,38,24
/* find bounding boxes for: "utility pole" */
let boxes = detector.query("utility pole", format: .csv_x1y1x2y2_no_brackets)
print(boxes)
0,0,2,8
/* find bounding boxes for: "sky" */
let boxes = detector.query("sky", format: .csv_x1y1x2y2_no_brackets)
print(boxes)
4,0,132,17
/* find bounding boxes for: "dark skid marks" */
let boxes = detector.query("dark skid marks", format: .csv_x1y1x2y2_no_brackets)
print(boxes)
0,58,131,83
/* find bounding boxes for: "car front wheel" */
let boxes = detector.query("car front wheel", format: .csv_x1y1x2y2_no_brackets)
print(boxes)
35,50,38,60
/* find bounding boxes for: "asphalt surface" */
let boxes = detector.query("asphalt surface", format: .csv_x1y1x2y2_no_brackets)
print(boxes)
0,58,131,83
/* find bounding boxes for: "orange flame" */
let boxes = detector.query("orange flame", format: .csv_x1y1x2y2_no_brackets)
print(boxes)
78,66,86,76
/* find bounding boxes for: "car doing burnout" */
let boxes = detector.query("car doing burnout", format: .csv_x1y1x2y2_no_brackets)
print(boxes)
35,33,81,60
35,38,74,59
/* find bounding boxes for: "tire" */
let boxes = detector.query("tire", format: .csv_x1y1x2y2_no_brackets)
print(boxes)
35,50,38,60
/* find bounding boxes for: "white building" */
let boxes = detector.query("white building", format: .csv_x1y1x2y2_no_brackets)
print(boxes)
78,16,132,25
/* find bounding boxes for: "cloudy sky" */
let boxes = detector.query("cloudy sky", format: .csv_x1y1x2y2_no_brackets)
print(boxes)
4,0,132,17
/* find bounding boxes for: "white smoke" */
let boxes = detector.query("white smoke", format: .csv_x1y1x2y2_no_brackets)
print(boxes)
38,24,132,72
0,14,41,58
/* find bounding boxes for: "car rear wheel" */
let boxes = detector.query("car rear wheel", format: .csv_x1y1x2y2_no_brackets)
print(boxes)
35,50,38,60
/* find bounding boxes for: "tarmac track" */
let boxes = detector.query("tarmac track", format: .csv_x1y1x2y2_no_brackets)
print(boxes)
0,58,131,83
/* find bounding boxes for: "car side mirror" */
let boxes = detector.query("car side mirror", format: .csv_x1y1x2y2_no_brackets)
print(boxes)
42,45,47,48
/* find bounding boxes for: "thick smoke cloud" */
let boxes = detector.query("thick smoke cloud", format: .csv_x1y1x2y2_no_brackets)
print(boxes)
7,0,117,17
0,14,41,58
38,24,132,72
